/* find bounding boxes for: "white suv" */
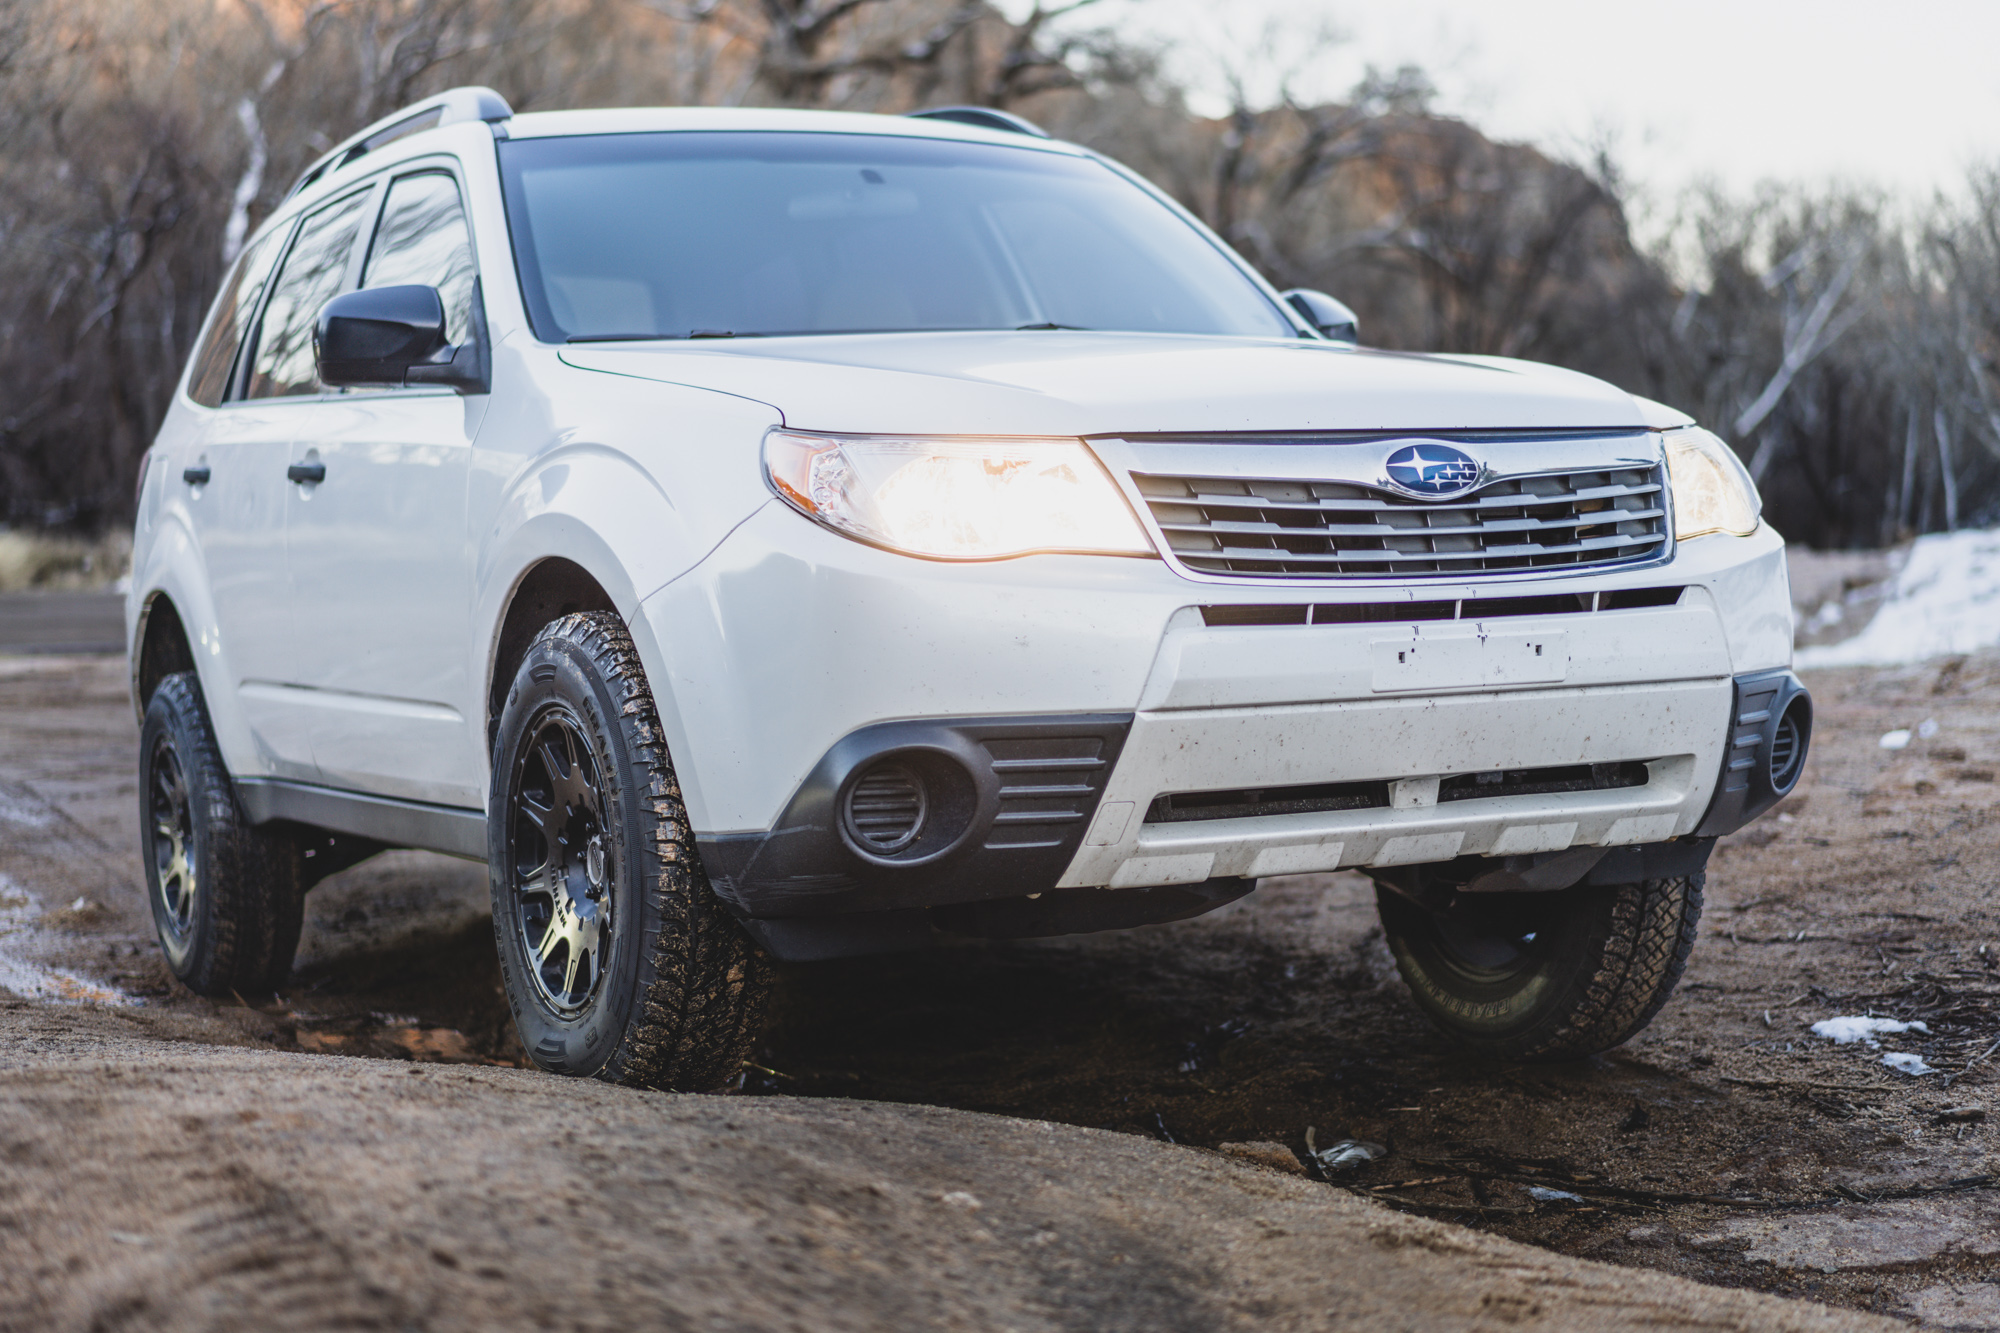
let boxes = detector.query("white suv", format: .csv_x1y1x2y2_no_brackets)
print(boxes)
129,88,1808,1090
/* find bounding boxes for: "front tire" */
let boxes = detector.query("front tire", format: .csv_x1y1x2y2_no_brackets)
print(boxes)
139,672,304,995
489,612,771,1092
1377,875,1703,1061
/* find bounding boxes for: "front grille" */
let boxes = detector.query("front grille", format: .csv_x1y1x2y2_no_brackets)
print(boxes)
1137,465,1669,578
1147,780,1390,824
1198,585,1683,627
1437,762,1650,802
1144,762,1651,824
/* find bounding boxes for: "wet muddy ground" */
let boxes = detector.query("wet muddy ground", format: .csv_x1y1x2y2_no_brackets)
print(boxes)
2,649,1996,1328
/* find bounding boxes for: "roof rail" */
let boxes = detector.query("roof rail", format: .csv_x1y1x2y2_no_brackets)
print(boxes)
906,106,1050,139
286,86,514,200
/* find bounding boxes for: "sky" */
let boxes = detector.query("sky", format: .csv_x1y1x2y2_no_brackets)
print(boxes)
1007,0,2000,205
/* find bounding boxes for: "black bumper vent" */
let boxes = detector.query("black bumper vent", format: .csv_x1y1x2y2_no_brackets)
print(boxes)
1199,586,1684,628
697,713,1133,919
1696,669,1813,837
1145,762,1652,825
983,736,1109,851
844,764,926,852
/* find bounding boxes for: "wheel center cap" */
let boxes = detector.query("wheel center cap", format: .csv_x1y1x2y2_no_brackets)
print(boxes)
585,835,606,893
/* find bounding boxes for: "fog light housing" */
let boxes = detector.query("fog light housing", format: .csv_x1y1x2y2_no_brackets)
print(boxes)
1770,695,1810,793
838,751,979,864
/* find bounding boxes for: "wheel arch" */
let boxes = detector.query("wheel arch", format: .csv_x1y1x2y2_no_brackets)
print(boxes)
133,591,197,721
486,557,620,755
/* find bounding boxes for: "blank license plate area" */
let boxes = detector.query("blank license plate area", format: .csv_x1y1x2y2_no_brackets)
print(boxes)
1370,631,1568,692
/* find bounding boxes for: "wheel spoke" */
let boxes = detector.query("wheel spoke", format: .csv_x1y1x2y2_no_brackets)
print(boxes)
542,734,598,820
532,915,564,965
510,711,612,1015
518,788,564,848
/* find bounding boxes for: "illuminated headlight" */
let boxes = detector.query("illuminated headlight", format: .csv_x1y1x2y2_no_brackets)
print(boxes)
1664,426,1761,539
763,431,1153,560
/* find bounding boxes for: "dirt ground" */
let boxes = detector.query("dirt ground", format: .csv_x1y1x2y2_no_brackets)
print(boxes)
1,640,1995,1329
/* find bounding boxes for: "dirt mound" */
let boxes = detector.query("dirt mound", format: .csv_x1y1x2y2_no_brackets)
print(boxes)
0,1003,1890,1333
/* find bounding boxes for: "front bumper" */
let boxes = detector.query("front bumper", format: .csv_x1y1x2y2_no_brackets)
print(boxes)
652,502,1802,946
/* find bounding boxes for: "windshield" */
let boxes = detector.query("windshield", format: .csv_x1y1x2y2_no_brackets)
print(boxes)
498,131,1293,342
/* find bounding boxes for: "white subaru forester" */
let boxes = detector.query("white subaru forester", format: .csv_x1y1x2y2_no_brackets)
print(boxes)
129,88,1808,1090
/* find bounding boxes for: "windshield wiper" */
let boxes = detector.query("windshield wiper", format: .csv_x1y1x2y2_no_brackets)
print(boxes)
565,330,753,343
1015,322,1089,331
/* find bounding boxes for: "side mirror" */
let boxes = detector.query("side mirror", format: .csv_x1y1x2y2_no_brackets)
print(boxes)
1282,289,1359,344
315,284,486,392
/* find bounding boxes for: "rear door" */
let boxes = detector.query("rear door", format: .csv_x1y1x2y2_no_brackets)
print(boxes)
185,189,374,780
284,167,486,808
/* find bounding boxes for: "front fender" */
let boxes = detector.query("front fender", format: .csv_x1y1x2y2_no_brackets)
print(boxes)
469,358,783,805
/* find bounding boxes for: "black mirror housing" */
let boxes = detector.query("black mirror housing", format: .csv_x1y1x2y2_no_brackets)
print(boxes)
315,284,488,392
1282,288,1360,343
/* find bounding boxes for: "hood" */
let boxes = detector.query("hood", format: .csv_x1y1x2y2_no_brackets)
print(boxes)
559,330,1648,437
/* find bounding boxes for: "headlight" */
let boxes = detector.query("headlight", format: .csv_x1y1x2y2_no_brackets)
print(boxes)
763,431,1153,560
1664,426,1761,539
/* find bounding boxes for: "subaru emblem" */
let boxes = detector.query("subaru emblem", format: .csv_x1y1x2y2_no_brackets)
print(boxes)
1383,442,1484,499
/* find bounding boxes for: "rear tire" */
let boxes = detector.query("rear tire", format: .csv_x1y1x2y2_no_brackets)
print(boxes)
139,672,304,995
1377,874,1703,1061
489,612,771,1092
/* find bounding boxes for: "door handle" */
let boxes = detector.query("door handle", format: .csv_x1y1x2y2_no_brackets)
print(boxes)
287,462,326,484
181,466,210,485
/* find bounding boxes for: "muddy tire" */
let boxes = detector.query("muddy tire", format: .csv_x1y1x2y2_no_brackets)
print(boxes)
139,672,304,995
1377,875,1704,1062
489,611,771,1092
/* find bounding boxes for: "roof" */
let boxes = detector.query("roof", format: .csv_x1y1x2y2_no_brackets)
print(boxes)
500,105,1080,154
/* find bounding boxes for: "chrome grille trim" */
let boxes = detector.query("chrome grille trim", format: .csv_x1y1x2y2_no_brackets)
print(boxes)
1097,433,1673,583
1137,466,1667,577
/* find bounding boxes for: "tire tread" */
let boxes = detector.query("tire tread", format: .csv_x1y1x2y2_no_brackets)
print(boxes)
144,673,302,995
505,613,770,1092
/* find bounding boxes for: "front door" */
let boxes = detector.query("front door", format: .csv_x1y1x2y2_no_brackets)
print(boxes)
285,169,485,808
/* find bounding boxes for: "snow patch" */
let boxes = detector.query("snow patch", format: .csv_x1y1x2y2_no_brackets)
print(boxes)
1811,1016,1930,1047
1527,1186,1584,1203
0,792,52,827
0,876,136,1006
1882,1052,1936,1076
1797,528,2000,667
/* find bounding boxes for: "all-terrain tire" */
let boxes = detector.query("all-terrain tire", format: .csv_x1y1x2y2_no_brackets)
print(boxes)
489,611,771,1092
139,672,304,995
1377,874,1704,1062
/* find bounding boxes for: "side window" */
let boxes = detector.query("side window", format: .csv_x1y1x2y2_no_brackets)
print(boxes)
186,227,287,407
363,172,477,346
245,190,371,399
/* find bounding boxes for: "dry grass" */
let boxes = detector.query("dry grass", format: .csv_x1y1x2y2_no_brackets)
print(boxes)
0,529,131,592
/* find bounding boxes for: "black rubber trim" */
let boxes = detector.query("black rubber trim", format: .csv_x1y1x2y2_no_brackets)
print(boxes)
1585,836,1714,885
735,877,1254,962
697,713,1132,919
1377,837,1713,903
1695,668,1813,837
236,777,486,860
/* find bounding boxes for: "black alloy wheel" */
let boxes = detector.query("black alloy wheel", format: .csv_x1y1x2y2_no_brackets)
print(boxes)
506,709,616,1015
147,732,200,968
